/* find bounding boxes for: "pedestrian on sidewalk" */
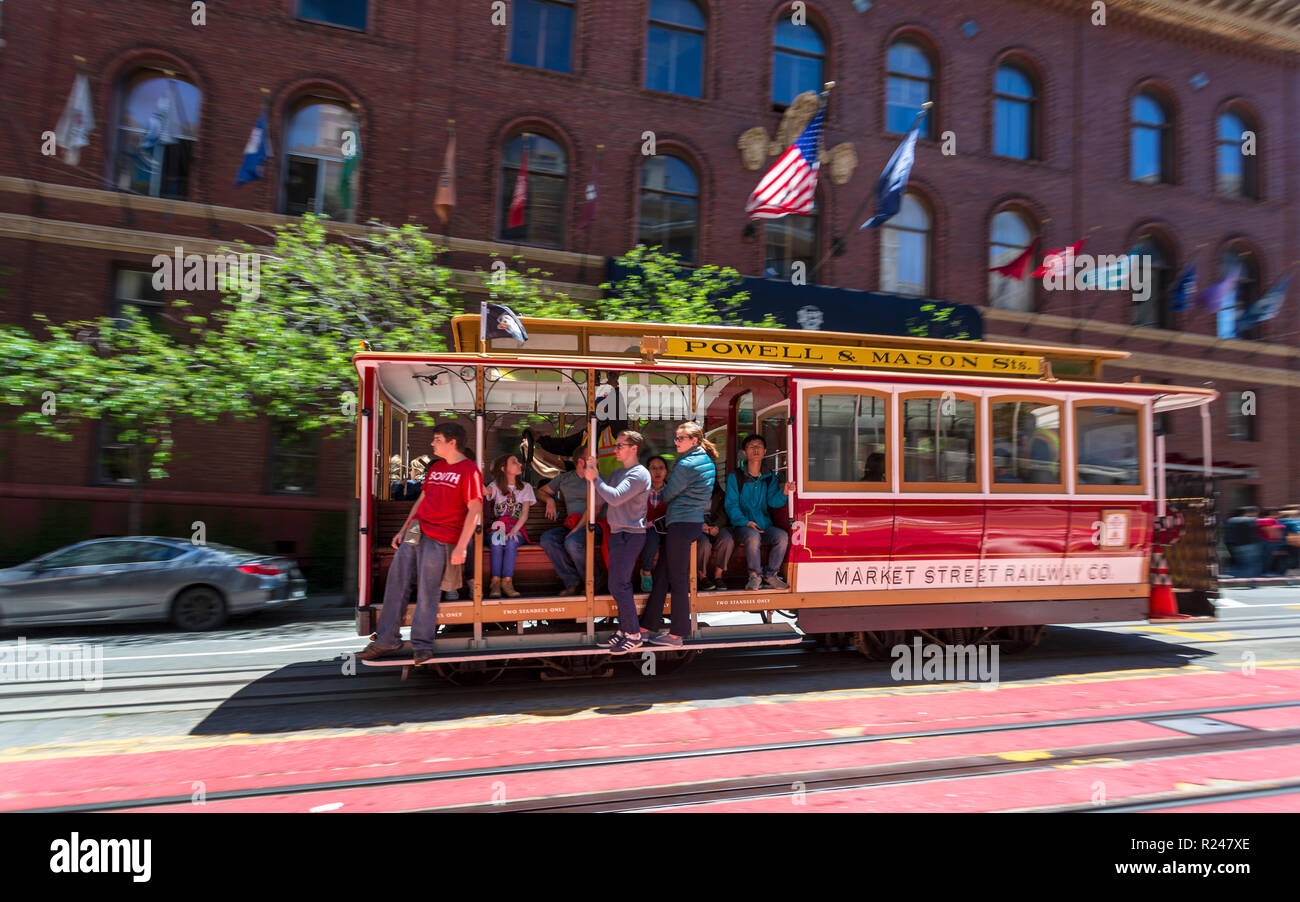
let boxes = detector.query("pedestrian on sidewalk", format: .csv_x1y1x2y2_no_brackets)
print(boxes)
1224,506,1265,578
581,431,651,654
357,422,483,666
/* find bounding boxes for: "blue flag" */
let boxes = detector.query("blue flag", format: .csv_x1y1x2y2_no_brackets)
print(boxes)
1235,275,1290,333
860,106,929,230
1169,263,1197,313
236,110,271,186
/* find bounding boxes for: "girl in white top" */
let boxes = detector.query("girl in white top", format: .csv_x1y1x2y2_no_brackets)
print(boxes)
485,454,536,598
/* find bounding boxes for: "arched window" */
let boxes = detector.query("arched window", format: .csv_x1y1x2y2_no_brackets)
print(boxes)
283,101,359,221
993,64,1036,159
880,193,930,296
1220,244,1260,340
509,0,575,73
499,133,567,247
1216,109,1258,199
988,210,1035,311
1130,233,1173,329
639,155,699,263
886,40,934,137
772,17,825,107
646,0,705,98
1131,91,1172,184
114,73,202,199
764,202,818,282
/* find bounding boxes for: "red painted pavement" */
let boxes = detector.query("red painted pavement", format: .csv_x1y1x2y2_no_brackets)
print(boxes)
3,668,1298,812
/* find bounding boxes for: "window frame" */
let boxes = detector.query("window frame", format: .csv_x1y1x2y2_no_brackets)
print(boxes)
1071,399,1148,496
898,390,984,493
1130,90,1173,185
771,18,826,109
280,99,359,223
268,419,321,496
801,386,895,494
114,72,201,200
992,63,1037,160
637,153,700,263
507,0,576,73
498,131,568,248
987,394,1066,494
645,0,707,99
885,38,935,138
296,0,369,31
1215,107,1258,200
879,192,931,297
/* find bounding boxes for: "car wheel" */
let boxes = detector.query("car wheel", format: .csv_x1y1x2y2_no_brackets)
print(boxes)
171,586,228,631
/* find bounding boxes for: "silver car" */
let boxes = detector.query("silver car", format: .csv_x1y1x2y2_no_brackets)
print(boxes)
0,537,307,632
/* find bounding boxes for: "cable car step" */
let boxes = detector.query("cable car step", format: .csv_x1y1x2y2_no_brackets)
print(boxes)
360,623,804,666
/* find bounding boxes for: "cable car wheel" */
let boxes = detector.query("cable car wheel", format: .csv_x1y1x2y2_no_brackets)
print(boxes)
540,654,613,680
647,648,698,674
432,659,508,686
852,630,911,661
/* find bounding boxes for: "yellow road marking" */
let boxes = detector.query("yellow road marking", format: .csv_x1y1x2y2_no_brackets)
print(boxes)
1126,626,1246,642
996,749,1053,762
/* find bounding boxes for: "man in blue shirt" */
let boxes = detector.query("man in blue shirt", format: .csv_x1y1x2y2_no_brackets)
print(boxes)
725,434,795,591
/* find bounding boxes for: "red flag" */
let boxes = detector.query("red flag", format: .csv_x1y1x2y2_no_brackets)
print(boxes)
1030,239,1086,279
577,150,600,230
988,237,1040,280
434,130,456,225
507,139,528,230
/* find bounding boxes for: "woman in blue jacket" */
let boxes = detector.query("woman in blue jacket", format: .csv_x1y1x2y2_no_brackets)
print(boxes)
639,421,717,646
725,434,795,590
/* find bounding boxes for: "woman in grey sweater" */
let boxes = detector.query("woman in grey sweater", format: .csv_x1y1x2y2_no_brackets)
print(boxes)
582,430,652,654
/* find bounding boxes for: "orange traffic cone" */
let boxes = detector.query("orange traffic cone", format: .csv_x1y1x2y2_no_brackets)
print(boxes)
1148,549,1189,619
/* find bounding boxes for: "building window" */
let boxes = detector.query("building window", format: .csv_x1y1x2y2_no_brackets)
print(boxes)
1219,245,1260,341
880,193,930,296
96,419,138,485
113,269,164,324
1216,109,1258,199
1226,390,1258,442
114,74,201,199
886,40,934,137
987,210,1035,311
993,64,1036,159
1130,234,1172,329
1131,92,1172,184
298,0,367,30
638,155,699,263
499,133,567,247
509,0,574,73
283,102,358,221
772,16,825,108
646,0,705,98
270,422,319,494
764,205,817,281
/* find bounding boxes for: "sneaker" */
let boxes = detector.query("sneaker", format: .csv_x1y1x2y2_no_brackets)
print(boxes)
763,574,789,590
444,590,460,601
609,633,644,655
412,649,434,666
697,575,714,591
601,630,626,648
640,573,654,593
711,576,728,592
356,639,404,660
745,574,762,591
647,632,683,647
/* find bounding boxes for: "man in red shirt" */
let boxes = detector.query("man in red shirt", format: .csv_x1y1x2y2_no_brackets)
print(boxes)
358,422,483,666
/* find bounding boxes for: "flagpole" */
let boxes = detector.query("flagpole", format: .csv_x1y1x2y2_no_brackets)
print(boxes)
813,100,931,278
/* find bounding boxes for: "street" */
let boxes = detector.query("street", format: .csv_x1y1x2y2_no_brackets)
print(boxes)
2,591,1298,813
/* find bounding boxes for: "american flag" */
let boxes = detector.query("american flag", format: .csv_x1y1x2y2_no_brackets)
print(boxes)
745,107,825,219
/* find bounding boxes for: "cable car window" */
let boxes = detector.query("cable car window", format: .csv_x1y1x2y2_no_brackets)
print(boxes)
902,396,977,487
990,400,1061,486
806,391,889,487
1075,404,1141,486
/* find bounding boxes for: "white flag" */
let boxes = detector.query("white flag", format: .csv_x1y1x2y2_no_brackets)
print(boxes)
55,73,95,166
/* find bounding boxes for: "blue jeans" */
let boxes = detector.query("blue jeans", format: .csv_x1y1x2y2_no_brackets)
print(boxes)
489,531,524,578
733,524,789,578
1228,542,1265,578
374,536,449,652
640,522,702,638
606,531,647,634
641,528,661,572
540,526,586,589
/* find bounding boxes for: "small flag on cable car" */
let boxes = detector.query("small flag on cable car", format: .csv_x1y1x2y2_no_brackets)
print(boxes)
481,302,528,343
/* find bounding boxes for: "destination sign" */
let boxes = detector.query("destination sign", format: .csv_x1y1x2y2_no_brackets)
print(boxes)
661,337,1043,375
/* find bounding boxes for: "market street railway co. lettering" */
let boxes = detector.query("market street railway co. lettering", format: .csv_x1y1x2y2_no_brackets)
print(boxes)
664,338,1042,375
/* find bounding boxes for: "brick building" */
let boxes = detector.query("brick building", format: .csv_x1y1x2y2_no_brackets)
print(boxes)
1,0,1297,586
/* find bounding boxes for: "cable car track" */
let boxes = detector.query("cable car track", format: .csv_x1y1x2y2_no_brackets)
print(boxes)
15,699,1300,813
